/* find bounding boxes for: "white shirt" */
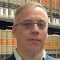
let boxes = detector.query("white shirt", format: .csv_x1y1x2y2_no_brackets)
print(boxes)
14,49,46,60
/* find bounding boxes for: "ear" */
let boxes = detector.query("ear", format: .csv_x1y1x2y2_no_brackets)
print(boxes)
12,25,16,37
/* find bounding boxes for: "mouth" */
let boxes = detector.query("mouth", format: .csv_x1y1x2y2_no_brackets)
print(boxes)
28,38,40,42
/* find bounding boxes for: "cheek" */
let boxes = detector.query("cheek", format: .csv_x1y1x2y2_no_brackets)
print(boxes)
16,29,26,46
43,31,47,38
15,28,24,41
22,30,29,39
40,31,48,49
41,30,48,42
16,29,28,42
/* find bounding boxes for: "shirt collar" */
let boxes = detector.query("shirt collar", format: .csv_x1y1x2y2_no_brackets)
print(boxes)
14,49,22,60
41,50,46,60
14,49,46,60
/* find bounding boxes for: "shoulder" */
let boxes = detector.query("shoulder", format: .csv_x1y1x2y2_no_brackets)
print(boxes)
46,55,57,60
2,54,16,60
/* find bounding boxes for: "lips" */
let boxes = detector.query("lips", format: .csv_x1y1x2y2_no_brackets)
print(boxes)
28,38,40,42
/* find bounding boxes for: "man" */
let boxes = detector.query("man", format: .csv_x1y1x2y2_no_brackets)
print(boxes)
3,2,56,60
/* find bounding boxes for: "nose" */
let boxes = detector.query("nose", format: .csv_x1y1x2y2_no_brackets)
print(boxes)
31,24,39,35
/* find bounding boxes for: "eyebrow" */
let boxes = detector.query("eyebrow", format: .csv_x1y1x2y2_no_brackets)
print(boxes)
22,19,46,22
23,19,33,22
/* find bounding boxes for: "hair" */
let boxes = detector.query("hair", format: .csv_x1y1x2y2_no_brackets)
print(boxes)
14,2,48,25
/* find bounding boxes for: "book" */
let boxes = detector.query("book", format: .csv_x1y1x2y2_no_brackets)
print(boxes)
0,0,3,18
8,0,15,19
3,0,8,18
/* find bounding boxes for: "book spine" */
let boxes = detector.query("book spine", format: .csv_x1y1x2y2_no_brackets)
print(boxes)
0,0,3,17
3,0,8,18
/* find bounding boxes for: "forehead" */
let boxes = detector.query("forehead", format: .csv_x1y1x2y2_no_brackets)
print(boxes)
16,7,48,23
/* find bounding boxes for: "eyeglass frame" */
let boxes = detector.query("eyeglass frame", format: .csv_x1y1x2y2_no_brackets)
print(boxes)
14,20,48,29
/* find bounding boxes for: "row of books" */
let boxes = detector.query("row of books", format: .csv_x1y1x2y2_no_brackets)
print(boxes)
0,0,37,19
45,35,60,58
0,30,17,46
41,0,60,26
0,30,16,55
0,0,19,19
45,35,60,48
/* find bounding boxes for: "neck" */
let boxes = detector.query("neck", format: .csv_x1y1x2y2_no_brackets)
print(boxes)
17,47,43,60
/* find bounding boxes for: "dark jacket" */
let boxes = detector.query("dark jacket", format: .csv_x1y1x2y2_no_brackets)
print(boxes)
2,53,56,60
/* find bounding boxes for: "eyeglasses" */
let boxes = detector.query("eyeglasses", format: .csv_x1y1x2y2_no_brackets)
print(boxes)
15,20,47,29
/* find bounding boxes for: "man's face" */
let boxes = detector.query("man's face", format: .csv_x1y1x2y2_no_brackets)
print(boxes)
12,7,48,52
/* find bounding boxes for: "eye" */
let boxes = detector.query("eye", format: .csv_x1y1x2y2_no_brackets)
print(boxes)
38,22,45,26
38,22,46,29
22,22,32,28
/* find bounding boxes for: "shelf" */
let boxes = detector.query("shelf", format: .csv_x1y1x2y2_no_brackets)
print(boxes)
48,24,60,35
0,20,13,30
49,24,60,29
0,17,14,23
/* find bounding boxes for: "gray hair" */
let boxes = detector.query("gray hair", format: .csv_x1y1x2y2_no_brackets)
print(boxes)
14,2,48,25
